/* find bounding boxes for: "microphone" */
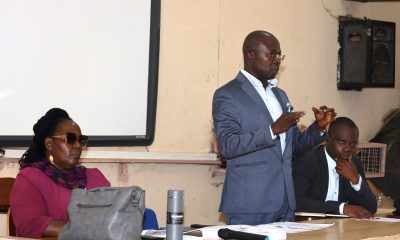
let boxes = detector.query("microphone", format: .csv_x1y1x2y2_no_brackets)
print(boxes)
217,228,269,240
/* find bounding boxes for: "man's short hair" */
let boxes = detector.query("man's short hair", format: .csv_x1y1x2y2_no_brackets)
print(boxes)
327,117,358,137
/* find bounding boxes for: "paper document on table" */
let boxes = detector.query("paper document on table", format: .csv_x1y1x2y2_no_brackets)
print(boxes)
265,222,335,234
199,222,334,239
142,222,334,240
369,217,400,222
142,229,206,239
296,211,349,218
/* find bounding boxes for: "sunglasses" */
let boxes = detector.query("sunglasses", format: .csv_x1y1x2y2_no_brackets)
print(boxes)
250,49,285,62
51,132,89,147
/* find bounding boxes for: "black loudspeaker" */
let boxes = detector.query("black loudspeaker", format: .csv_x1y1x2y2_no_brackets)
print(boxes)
337,17,395,90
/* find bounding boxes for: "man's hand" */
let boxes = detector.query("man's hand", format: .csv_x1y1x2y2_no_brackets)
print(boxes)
343,204,374,219
312,106,336,131
271,111,305,135
336,157,360,184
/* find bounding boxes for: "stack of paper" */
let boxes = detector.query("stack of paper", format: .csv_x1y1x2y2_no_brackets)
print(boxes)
141,222,335,239
295,212,349,218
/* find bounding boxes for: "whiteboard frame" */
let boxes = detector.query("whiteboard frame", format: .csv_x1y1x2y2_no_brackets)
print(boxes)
0,0,160,147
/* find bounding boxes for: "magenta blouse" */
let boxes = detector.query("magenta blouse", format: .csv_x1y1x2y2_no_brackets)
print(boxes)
10,167,110,237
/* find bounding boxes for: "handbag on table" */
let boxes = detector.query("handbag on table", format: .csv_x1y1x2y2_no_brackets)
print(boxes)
59,186,145,240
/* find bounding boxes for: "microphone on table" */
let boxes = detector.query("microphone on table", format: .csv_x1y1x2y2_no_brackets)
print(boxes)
217,228,269,240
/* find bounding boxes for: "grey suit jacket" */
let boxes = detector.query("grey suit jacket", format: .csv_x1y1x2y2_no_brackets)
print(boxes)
293,145,377,214
212,72,325,214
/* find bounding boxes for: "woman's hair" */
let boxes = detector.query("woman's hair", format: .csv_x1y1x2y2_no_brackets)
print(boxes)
19,108,72,164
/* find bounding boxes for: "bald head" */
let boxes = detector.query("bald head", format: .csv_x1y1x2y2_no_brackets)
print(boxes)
242,30,281,81
242,30,277,55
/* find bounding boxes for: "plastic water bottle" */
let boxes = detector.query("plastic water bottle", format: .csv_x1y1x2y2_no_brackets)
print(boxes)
166,190,184,240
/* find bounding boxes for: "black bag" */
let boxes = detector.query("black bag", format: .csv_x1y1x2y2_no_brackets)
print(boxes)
59,186,145,240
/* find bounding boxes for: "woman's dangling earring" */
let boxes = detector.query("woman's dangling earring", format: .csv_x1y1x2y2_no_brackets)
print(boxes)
47,140,54,164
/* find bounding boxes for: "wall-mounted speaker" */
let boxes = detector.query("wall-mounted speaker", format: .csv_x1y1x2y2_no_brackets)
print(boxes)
337,17,395,90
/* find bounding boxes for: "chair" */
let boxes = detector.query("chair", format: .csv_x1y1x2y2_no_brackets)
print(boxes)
143,208,159,230
0,177,16,236
7,208,16,236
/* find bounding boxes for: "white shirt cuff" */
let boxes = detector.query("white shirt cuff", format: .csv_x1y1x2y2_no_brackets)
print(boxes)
350,175,362,191
339,203,345,214
269,125,278,139
318,130,326,136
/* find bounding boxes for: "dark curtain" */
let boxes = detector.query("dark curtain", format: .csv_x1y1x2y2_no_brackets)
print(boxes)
369,108,400,214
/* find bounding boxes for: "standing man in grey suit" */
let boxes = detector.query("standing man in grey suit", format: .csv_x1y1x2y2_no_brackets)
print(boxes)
212,30,336,225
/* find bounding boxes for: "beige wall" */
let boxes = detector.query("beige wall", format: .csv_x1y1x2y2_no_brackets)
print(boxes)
152,0,400,153
1,0,400,232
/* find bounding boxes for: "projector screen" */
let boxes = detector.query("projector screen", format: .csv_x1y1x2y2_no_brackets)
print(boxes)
0,0,160,146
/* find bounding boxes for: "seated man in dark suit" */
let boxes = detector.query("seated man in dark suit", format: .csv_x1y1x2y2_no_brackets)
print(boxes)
293,117,377,218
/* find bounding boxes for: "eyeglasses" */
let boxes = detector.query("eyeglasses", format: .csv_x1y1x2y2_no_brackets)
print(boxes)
51,132,89,148
251,49,285,62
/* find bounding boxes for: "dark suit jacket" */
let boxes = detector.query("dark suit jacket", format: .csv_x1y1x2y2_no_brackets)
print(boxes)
212,72,325,214
293,145,377,214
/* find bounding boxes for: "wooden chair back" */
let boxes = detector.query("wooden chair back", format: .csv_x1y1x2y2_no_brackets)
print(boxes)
0,177,16,236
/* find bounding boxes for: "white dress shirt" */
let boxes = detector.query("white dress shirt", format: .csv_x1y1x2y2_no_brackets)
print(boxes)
324,147,362,214
241,69,286,153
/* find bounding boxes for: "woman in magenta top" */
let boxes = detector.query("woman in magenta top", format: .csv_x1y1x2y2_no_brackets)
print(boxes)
10,108,110,238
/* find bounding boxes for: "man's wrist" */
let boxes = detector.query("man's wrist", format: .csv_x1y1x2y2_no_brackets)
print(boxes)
350,175,362,191
315,121,327,132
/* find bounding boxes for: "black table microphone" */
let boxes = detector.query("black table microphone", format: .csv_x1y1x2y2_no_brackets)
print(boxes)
217,228,269,240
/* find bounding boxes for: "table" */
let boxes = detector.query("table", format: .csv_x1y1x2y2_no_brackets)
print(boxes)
1,217,399,240
288,217,400,240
